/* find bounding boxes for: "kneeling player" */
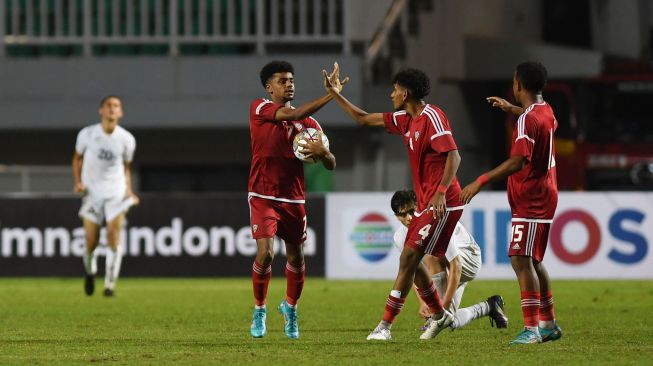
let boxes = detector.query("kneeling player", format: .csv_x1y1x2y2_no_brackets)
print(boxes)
391,190,508,331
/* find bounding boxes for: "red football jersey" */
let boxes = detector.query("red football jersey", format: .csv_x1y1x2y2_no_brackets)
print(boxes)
248,98,322,203
508,102,558,219
383,104,464,212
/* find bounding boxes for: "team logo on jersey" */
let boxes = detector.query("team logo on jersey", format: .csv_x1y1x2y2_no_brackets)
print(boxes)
252,224,258,233
293,123,303,131
512,243,521,250
414,131,420,140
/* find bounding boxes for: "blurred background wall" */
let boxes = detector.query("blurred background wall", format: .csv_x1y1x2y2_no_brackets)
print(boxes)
1,0,653,195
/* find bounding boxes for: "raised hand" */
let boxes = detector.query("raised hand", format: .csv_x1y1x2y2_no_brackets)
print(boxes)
322,62,349,94
486,96,514,112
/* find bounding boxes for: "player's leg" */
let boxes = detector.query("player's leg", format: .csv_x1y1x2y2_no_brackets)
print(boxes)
534,261,562,341
367,245,423,340
103,212,125,297
248,196,277,338
82,218,101,296
509,221,542,344
418,210,461,339
276,203,308,339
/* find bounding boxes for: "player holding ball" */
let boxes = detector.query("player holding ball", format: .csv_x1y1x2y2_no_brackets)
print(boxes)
247,60,345,339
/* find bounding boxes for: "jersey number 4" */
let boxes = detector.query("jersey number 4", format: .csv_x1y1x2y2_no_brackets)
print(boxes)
418,224,431,239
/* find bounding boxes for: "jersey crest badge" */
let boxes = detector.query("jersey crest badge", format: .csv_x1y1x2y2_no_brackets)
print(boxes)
252,224,258,233
293,122,303,131
414,131,420,140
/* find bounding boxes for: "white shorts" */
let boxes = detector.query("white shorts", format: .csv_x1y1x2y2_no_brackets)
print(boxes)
79,194,135,224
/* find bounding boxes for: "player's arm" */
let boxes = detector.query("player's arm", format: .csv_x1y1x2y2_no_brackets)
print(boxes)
71,152,85,193
322,69,384,127
441,256,461,311
273,94,333,122
428,149,461,219
124,161,140,205
487,96,524,116
459,155,526,204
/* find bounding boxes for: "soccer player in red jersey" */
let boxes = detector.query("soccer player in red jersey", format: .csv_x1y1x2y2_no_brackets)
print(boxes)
460,61,563,345
324,68,464,340
248,61,344,339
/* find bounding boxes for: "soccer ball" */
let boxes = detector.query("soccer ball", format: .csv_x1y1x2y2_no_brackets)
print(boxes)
292,128,330,164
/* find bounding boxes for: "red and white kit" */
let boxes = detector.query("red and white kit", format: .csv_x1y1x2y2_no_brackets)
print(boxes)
383,104,464,257
248,98,321,243
508,102,558,262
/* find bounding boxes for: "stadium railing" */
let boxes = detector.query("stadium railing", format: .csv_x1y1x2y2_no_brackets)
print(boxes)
0,0,351,57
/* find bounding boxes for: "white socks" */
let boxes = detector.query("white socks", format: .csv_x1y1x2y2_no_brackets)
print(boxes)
104,246,123,291
451,301,490,329
83,250,97,276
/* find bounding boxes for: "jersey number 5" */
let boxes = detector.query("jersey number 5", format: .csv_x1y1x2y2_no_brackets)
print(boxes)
512,224,524,243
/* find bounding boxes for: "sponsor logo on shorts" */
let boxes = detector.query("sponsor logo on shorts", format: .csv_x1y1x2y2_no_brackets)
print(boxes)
252,224,258,233
512,243,520,250
414,239,423,246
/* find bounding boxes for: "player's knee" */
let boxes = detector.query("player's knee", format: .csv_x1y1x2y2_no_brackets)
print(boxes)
510,256,531,273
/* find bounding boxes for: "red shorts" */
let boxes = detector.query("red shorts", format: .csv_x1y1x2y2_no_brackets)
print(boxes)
508,219,552,262
404,209,463,257
248,196,307,244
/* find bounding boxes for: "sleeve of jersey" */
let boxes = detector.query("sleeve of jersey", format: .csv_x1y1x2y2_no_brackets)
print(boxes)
510,114,535,161
428,111,458,153
124,135,136,162
75,129,87,155
255,100,284,123
307,117,323,131
382,111,406,135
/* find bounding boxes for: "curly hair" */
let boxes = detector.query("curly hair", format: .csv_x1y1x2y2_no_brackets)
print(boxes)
260,60,295,87
392,68,430,100
390,189,417,214
515,61,548,93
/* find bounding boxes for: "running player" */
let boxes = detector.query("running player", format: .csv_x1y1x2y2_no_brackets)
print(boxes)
72,95,138,297
390,190,508,331
324,67,463,340
248,61,344,339
460,61,563,345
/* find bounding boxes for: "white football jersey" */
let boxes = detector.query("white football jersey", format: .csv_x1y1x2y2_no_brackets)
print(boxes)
75,123,136,199
394,221,481,283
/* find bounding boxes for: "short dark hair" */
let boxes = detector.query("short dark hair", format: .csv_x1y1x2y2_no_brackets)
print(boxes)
99,95,121,107
391,189,417,214
515,61,548,93
392,68,430,100
260,60,295,87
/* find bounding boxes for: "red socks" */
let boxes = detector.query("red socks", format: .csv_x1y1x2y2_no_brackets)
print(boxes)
521,291,541,327
539,290,555,321
285,262,305,306
382,295,406,324
252,261,271,306
416,281,444,314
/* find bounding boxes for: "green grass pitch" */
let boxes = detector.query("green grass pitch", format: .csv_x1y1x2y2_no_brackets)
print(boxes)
1,278,652,365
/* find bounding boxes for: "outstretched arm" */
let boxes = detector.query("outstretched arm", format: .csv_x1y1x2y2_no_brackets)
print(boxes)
459,155,526,204
323,70,384,127
440,257,461,311
486,96,524,116
273,94,333,122
273,63,349,122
